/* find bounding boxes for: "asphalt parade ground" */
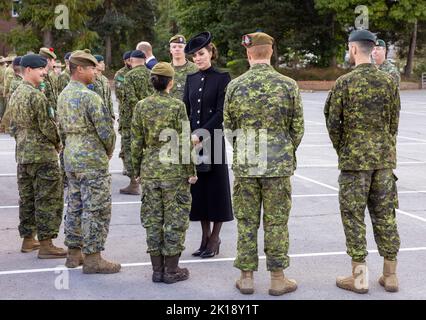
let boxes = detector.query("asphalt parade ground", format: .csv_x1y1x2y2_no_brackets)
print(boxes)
0,90,425,300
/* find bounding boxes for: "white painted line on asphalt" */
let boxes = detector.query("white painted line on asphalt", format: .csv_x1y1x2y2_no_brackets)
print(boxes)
2,191,426,210
299,142,426,148
298,161,426,168
294,173,426,224
294,173,339,191
398,135,426,143
396,209,426,223
1,246,426,276
401,111,426,116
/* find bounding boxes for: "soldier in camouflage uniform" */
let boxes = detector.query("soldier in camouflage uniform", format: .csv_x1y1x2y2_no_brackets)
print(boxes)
0,56,6,132
39,48,59,113
168,35,198,100
132,62,197,284
372,39,401,87
8,54,66,259
114,51,132,175
57,50,121,274
57,52,72,93
1,55,17,132
1,57,23,132
224,32,304,296
324,30,401,294
120,49,153,195
92,55,114,119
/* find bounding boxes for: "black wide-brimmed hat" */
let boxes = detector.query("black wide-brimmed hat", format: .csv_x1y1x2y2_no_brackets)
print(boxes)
184,31,212,54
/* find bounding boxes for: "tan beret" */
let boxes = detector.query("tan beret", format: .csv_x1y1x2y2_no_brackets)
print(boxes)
241,32,274,48
4,54,17,62
39,47,57,60
169,34,186,44
151,62,175,77
69,50,98,67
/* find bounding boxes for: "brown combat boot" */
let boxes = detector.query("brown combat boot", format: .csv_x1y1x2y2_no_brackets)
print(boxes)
269,269,297,296
82,252,121,274
336,261,369,294
38,239,67,259
163,255,189,284
236,271,254,294
65,248,84,268
119,177,140,195
150,254,164,282
378,259,399,292
21,235,40,253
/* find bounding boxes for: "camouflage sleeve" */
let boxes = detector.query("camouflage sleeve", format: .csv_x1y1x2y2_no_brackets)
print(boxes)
391,69,401,87
183,75,191,118
324,82,343,150
390,83,401,136
131,101,145,178
106,79,114,119
201,73,231,132
223,84,236,145
124,75,138,125
86,94,116,156
36,94,61,149
289,84,304,149
177,101,196,177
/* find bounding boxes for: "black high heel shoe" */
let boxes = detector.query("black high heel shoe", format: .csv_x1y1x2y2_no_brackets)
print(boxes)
200,239,221,258
192,245,207,257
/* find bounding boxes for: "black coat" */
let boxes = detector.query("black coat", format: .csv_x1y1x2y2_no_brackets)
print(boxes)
183,66,234,222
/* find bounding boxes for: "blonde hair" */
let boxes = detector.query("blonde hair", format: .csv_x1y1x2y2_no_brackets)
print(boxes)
247,44,273,60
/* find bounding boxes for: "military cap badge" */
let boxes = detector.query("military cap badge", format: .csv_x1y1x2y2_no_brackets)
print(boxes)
242,35,252,47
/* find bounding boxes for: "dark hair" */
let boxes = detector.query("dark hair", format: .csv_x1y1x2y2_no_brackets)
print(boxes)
356,41,375,55
69,61,78,75
150,74,172,91
205,43,218,60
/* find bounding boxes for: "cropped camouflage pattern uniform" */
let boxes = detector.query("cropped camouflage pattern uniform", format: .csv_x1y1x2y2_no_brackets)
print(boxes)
8,81,63,240
114,65,131,161
58,80,116,255
224,63,304,271
324,63,401,262
121,65,153,177
93,74,114,119
57,68,70,93
378,60,400,87
169,60,198,100
40,70,58,112
131,91,195,256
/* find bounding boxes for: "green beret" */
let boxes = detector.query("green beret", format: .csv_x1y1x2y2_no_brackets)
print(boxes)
39,47,57,60
348,30,377,44
151,62,174,77
376,39,386,47
241,32,274,48
69,50,98,67
20,54,48,68
169,34,186,44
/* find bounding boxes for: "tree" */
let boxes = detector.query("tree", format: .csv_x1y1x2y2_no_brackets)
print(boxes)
0,0,102,57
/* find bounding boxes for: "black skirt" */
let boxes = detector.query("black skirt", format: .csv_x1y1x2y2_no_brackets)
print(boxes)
189,137,234,222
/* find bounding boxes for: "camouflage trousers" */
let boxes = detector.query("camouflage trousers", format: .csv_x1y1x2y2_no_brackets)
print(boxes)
121,128,133,177
140,179,191,257
233,177,292,272
64,170,112,255
339,169,400,262
17,161,64,240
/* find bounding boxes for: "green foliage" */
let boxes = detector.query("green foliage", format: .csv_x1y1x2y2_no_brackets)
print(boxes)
226,59,249,77
0,25,41,55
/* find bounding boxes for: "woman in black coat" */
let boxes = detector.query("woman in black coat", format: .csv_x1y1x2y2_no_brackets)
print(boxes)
183,31,233,258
